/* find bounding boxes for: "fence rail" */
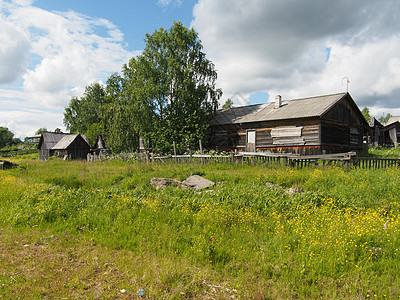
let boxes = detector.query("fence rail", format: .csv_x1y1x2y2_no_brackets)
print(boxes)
145,152,400,170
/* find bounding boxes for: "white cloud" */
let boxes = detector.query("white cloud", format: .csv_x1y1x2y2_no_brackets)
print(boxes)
157,0,183,8
192,0,400,113
0,109,65,138
2,4,134,109
0,16,30,83
0,0,136,136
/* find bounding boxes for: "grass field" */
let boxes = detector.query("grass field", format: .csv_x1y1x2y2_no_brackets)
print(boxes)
1,156,400,299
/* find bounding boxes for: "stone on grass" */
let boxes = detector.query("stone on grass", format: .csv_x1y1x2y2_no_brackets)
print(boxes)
285,187,304,195
182,175,215,191
150,178,181,190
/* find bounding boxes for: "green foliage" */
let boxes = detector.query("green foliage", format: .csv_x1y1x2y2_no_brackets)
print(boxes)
122,21,222,153
364,146,400,158
63,82,108,146
0,126,14,149
35,127,48,135
222,98,234,109
62,22,221,154
379,112,392,125
361,106,371,121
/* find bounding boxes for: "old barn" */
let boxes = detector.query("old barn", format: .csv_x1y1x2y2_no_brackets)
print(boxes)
39,132,67,161
52,134,91,160
39,133,91,161
210,92,369,155
382,117,400,147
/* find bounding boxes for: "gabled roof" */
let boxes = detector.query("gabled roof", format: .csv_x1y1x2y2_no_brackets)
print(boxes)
38,133,67,150
386,116,400,126
368,117,383,128
52,134,90,150
211,92,348,125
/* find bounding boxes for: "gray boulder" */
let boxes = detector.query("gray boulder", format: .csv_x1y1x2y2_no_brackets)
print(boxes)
150,178,181,190
182,175,215,191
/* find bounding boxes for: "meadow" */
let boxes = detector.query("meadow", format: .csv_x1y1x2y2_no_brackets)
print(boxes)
1,155,400,299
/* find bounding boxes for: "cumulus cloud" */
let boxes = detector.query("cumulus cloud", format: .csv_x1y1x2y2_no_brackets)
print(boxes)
0,109,64,137
0,16,30,83
0,0,136,137
1,3,134,108
192,0,400,113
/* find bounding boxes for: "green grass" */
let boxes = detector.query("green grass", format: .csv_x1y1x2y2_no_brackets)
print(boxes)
361,146,400,158
1,157,400,298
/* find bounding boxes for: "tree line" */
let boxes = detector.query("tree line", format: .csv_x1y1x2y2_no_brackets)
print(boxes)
361,107,392,125
63,22,222,154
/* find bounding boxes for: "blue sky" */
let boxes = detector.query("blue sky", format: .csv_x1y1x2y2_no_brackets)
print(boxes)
1,0,400,137
35,0,196,51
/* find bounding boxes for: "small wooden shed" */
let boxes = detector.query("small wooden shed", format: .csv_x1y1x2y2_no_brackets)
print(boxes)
52,134,91,160
367,117,384,147
38,132,67,161
209,92,369,155
382,117,400,147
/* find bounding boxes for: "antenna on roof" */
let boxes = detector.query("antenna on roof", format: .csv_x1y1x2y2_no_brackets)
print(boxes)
342,77,350,93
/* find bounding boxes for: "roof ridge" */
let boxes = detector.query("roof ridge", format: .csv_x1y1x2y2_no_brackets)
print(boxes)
218,92,346,111
283,92,347,102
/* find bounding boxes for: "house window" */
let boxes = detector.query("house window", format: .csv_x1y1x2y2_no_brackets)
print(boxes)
270,126,305,145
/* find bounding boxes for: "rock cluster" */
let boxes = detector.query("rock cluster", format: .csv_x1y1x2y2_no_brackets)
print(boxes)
150,175,215,191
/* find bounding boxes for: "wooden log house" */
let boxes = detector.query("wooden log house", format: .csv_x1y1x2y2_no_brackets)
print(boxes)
382,116,400,147
39,133,91,161
209,92,369,155
51,134,91,160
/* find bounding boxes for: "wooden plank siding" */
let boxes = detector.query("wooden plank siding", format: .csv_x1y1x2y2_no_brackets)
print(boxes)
211,118,324,155
209,93,369,155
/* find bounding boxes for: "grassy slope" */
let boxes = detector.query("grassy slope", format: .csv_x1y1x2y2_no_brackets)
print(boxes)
1,157,400,299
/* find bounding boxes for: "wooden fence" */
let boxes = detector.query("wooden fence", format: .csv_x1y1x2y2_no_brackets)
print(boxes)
145,152,400,170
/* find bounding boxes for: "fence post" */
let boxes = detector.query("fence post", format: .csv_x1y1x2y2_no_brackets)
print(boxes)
199,140,205,165
173,141,177,163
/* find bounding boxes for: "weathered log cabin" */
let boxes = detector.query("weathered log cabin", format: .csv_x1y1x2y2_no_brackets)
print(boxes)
210,92,369,155
367,117,384,147
382,117,400,147
39,133,91,161
52,134,91,160
39,132,67,161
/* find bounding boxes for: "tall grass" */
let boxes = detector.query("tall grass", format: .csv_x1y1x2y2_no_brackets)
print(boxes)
1,160,400,298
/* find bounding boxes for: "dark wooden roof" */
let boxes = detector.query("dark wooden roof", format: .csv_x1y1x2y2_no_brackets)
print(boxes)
38,133,67,150
211,92,366,126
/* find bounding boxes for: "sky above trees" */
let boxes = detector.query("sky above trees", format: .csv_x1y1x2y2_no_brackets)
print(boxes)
1,0,400,137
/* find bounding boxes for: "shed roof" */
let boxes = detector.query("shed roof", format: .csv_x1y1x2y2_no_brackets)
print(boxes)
211,92,348,125
52,134,90,150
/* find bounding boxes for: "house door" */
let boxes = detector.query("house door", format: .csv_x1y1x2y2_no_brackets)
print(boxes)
246,130,256,152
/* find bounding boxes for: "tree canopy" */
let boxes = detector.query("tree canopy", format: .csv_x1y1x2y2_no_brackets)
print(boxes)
0,127,14,149
361,106,371,122
63,21,222,153
379,113,392,125
35,128,48,135
63,82,108,146
222,98,234,109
